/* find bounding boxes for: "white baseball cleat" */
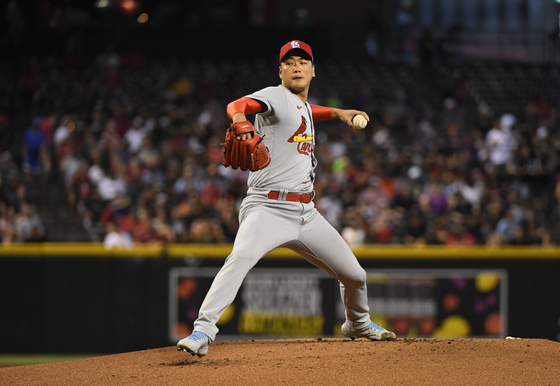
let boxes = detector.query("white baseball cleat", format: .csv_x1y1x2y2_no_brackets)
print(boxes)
177,331,211,357
342,321,397,341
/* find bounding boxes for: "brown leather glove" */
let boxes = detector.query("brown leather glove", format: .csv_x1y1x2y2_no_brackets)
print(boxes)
222,121,271,171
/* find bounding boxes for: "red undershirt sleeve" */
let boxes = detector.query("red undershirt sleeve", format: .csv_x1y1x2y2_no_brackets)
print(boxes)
310,105,333,122
226,97,267,120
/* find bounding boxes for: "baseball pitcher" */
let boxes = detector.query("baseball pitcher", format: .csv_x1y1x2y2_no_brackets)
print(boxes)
178,40,396,357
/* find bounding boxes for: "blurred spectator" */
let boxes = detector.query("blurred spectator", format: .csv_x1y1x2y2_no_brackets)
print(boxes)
485,118,514,180
22,117,49,176
420,183,448,215
341,206,367,246
15,204,44,242
188,216,225,243
445,213,476,246
53,115,72,148
368,198,401,243
132,207,160,244
103,221,134,249
317,192,344,231
69,161,92,208
403,211,427,245
0,202,16,244
97,169,126,202
83,189,105,230
59,145,81,189
124,118,148,155
1,168,22,212
214,195,239,242
392,180,416,211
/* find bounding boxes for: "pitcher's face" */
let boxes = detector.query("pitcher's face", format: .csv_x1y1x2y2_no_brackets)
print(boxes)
279,55,315,94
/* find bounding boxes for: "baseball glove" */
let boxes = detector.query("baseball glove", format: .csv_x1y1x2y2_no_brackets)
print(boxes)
222,121,271,171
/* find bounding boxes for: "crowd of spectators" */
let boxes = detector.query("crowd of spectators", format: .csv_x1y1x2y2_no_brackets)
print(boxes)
1,48,559,247
0,141,46,244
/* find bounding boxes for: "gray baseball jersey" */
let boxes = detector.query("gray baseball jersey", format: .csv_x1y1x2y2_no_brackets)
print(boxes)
245,85,318,193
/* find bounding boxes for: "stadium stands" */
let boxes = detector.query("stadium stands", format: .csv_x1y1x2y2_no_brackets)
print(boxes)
1,51,558,246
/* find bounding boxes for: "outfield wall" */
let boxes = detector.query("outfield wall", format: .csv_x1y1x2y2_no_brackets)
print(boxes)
1,244,559,353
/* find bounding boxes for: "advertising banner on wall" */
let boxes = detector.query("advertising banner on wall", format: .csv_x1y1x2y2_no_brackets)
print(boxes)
168,268,328,342
169,268,507,342
335,269,507,339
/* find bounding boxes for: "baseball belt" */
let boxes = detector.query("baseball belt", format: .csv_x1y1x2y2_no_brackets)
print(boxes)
267,191,314,203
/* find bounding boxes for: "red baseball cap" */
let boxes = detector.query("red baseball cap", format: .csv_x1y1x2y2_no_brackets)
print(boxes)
279,40,313,63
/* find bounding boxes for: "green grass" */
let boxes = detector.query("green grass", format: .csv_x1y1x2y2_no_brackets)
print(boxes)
0,354,104,367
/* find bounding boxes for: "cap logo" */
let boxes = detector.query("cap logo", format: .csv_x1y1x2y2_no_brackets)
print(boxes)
291,41,300,49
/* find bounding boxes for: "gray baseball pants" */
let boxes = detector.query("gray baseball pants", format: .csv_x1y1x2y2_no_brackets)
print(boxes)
193,188,371,341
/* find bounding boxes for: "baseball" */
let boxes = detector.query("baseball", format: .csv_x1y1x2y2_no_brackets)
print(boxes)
352,114,368,129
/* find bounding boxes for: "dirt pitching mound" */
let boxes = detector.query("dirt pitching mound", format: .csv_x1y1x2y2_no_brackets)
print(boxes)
2,338,559,385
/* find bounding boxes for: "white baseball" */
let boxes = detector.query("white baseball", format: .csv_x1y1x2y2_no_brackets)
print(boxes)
352,114,367,129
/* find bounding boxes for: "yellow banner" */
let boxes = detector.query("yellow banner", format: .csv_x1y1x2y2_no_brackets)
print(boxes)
239,312,324,335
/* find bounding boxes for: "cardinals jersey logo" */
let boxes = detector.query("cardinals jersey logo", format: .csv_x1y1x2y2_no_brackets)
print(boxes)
287,116,314,155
